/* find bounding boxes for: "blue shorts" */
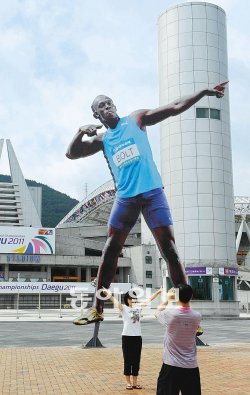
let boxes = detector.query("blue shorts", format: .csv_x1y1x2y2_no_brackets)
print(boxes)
108,188,173,233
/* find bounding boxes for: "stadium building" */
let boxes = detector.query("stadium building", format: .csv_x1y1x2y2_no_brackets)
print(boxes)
0,139,42,227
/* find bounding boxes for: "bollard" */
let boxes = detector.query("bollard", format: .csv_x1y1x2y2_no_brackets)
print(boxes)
16,291,19,319
59,293,62,318
38,291,41,319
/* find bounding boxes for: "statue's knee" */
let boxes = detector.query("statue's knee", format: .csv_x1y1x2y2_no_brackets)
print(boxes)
104,238,123,257
160,237,174,250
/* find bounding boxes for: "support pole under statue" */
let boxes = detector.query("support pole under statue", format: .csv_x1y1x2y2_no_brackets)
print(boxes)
83,280,104,348
83,321,104,348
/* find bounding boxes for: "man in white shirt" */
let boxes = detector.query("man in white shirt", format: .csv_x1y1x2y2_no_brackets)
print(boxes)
155,284,201,395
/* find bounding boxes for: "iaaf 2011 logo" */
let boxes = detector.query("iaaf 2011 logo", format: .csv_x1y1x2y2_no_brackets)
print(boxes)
38,229,53,235
12,236,54,254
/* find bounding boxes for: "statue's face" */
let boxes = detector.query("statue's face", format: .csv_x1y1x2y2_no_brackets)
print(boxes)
92,95,118,123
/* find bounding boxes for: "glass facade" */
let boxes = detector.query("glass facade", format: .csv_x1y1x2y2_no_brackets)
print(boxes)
189,276,212,300
219,276,235,300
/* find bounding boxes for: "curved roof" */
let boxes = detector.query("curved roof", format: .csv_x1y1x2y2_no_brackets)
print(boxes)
57,179,116,226
58,183,250,227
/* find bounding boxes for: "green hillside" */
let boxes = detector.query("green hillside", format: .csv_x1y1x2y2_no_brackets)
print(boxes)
0,174,79,227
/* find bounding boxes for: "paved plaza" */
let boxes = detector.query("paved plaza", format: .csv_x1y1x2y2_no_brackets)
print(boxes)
0,344,249,394
0,314,249,394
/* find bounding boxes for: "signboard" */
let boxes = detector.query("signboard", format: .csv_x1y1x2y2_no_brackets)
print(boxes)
0,227,55,255
7,255,40,263
219,267,238,276
0,282,132,294
185,267,212,276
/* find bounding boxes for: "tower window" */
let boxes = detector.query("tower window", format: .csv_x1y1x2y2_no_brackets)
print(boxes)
196,108,209,118
146,271,152,279
196,108,220,120
210,108,220,120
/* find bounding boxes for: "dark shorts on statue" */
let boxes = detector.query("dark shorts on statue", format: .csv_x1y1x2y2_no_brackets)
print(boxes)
108,188,173,232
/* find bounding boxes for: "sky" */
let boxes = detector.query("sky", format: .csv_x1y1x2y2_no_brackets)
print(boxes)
0,0,249,202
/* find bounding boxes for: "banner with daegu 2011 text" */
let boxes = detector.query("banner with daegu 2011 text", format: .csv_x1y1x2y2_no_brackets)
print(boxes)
0,226,55,255
0,282,132,294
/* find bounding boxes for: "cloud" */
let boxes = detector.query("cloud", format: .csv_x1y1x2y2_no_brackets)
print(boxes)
0,0,249,202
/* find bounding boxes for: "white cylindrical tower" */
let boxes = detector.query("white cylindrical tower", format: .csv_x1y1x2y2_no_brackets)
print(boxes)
158,2,238,313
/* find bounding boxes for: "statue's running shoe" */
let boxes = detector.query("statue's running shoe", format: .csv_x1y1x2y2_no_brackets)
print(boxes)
73,307,104,325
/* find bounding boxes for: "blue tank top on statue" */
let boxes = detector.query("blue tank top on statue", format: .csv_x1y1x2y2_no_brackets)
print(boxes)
102,116,163,198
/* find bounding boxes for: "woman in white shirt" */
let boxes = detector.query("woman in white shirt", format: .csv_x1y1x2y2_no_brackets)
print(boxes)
104,288,162,390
